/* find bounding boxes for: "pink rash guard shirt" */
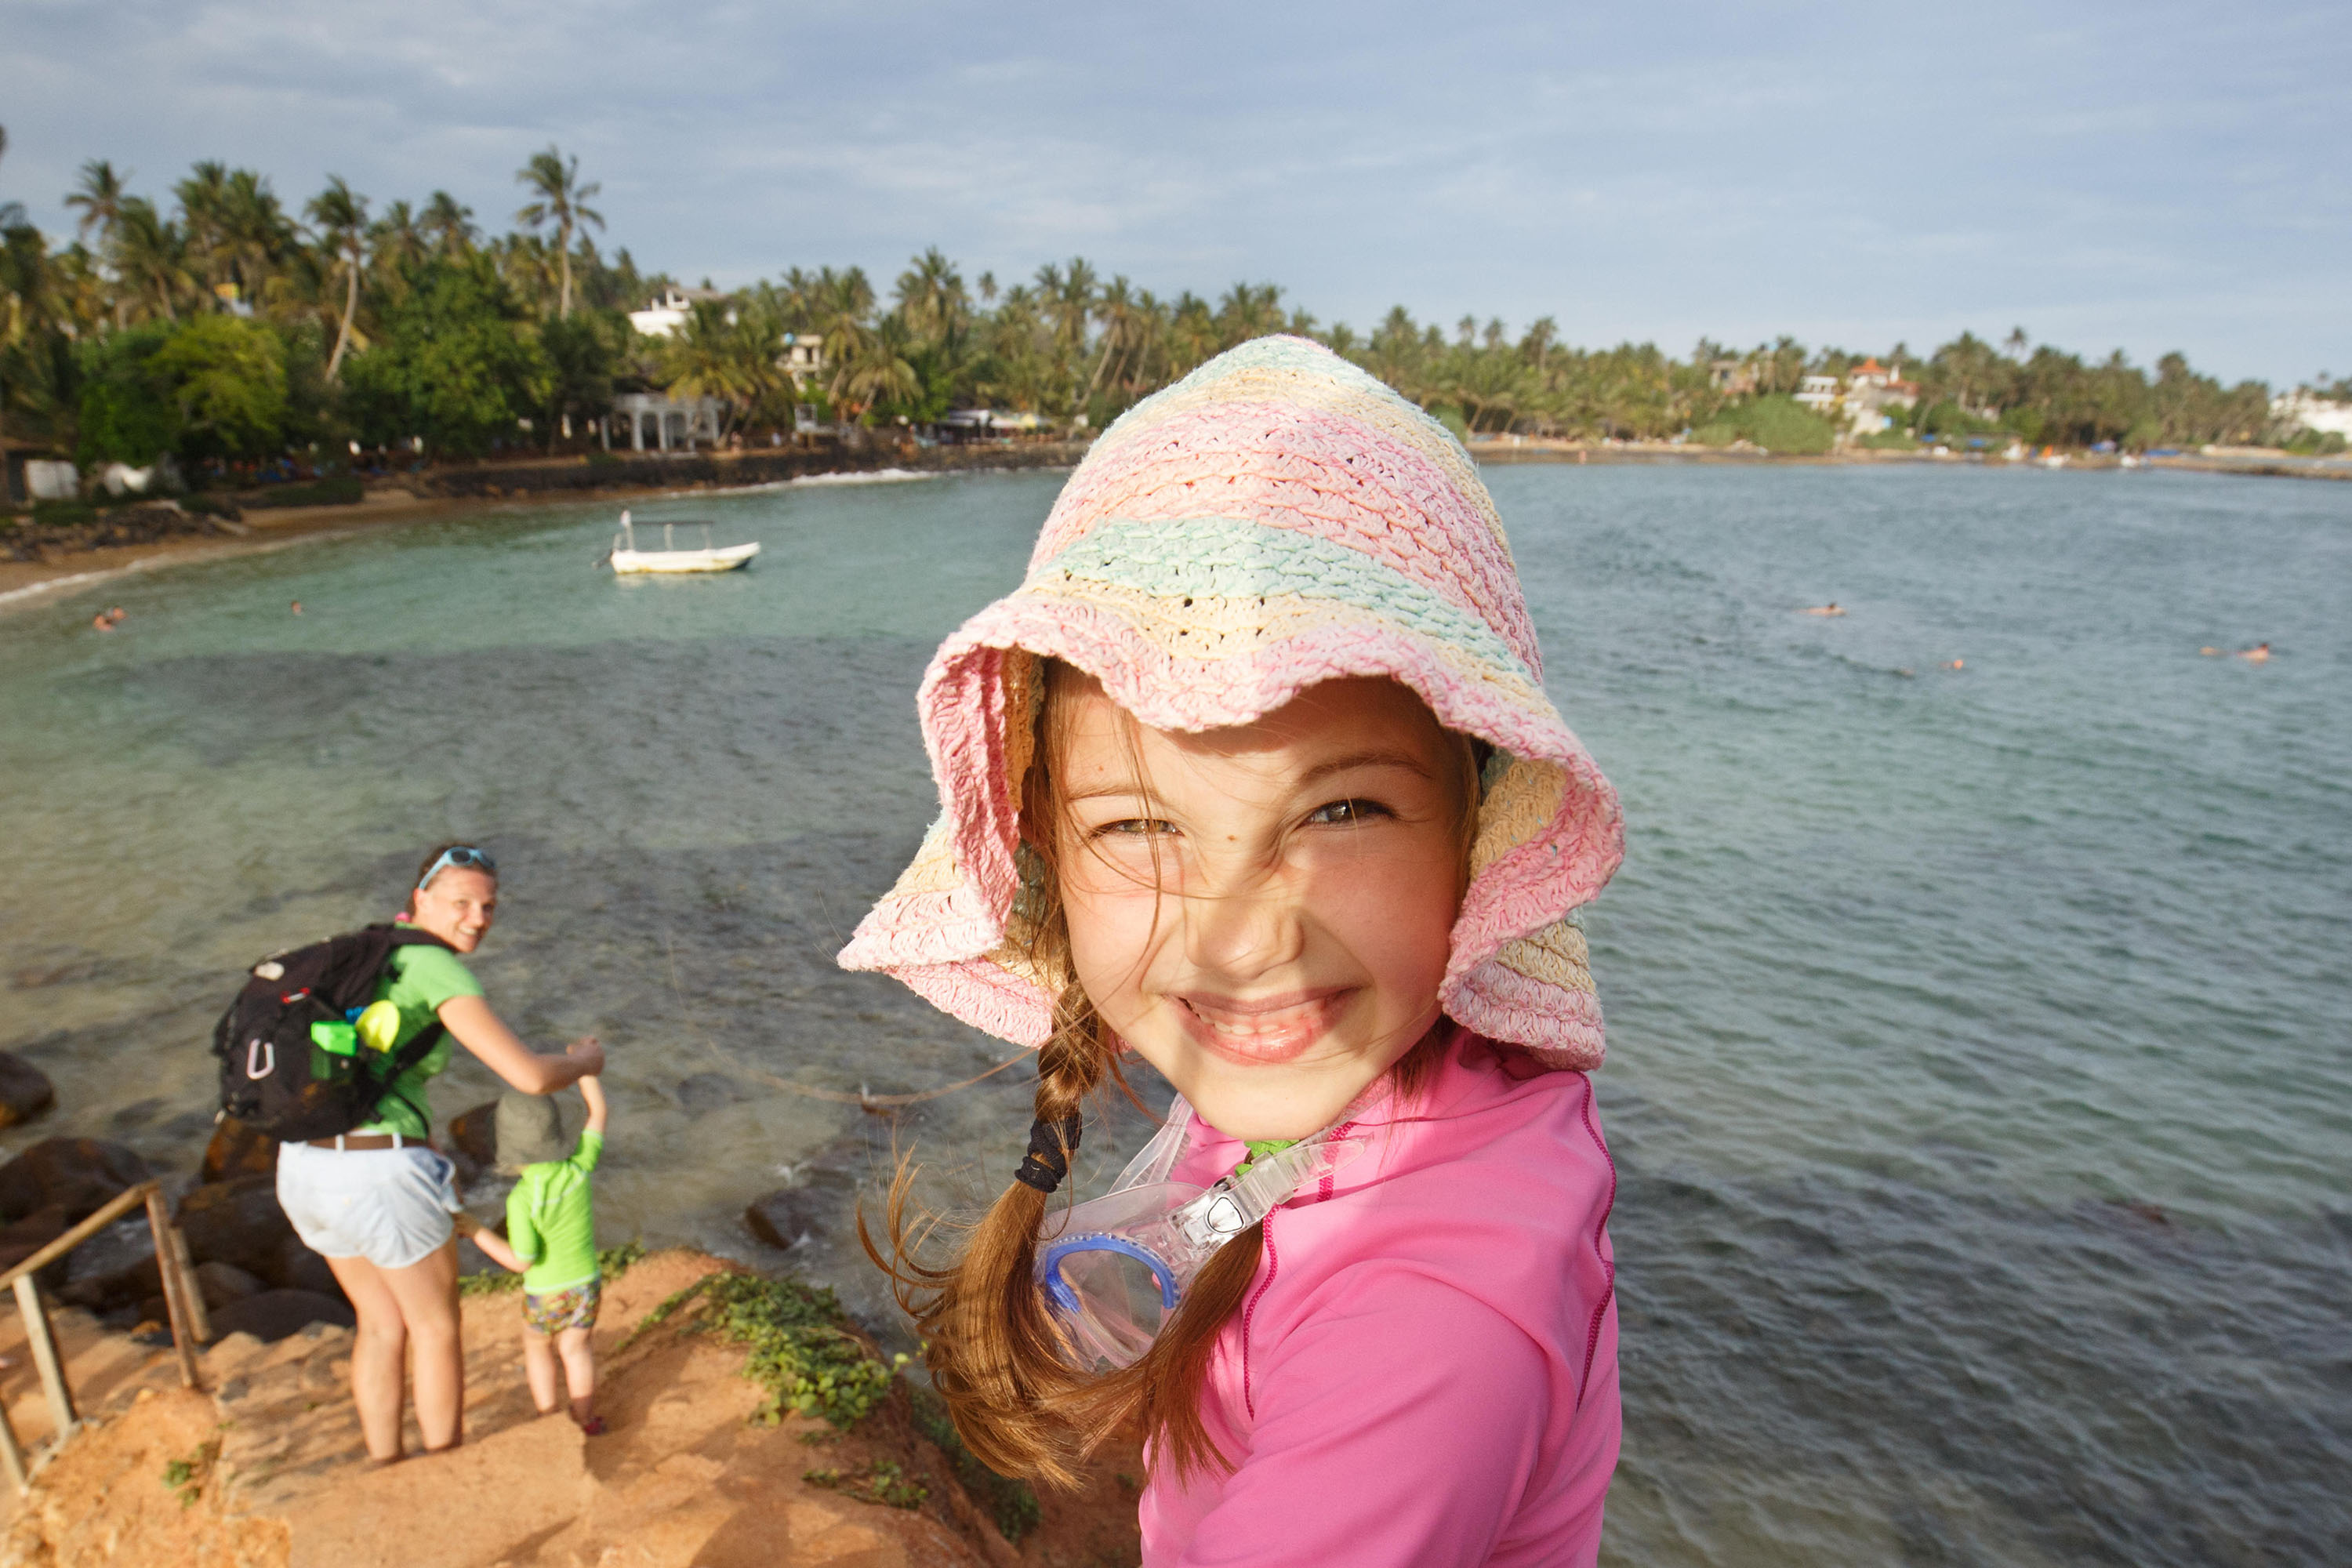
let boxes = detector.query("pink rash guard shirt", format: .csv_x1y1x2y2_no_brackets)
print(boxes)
1138,1025,1621,1567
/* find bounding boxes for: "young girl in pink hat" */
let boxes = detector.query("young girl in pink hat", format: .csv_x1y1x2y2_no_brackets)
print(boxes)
847,336,1624,1566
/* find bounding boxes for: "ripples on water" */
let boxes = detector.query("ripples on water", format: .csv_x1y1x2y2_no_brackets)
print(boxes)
0,464,2344,1563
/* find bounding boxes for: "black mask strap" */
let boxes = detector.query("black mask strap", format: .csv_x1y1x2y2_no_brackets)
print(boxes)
1014,1113,1083,1194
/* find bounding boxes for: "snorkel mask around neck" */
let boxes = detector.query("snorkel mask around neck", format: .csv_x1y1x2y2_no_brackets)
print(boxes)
1036,1100,1363,1370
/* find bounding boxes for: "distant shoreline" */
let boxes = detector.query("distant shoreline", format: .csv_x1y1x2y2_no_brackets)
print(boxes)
1467,434,2352,481
9,433,2344,617
0,440,1092,615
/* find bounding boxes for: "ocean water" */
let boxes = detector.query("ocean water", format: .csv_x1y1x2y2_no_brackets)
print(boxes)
1,463,2345,1563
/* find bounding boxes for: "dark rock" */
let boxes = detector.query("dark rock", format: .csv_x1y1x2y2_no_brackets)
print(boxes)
0,1204,68,1251
744,1187,825,1251
195,1261,263,1310
0,1206,68,1277
0,1052,56,1130
267,1234,346,1301
207,1289,354,1342
448,1102,499,1169
201,1117,278,1184
676,1073,745,1115
176,1173,292,1279
107,1097,168,1132
57,1215,161,1310
0,1138,151,1223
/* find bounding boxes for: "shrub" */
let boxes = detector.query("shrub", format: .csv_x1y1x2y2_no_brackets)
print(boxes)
1688,394,1836,455
239,474,365,510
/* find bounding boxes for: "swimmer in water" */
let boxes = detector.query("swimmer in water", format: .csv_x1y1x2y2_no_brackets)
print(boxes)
291,600,303,615
2238,642,2270,663
1802,602,1846,617
91,612,114,633
1944,659,1964,670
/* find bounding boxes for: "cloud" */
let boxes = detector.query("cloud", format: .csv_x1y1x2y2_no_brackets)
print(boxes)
2,0,2343,381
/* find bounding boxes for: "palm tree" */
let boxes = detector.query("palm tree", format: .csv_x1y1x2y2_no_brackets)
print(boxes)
0,127,20,231
833,317,921,422
1214,282,1284,349
64,158,131,247
423,191,477,259
514,147,603,319
810,265,878,375
305,176,369,380
1083,274,1140,406
894,247,967,347
217,169,295,312
174,162,238,299
111,196,192,322
372,201,427,270
660,299,765,433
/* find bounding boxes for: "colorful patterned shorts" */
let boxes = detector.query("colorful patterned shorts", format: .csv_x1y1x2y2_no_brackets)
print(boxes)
522,1279,600,1336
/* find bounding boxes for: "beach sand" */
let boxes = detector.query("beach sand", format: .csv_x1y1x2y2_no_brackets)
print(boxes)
0,1247,1143,1567
0,489,484,616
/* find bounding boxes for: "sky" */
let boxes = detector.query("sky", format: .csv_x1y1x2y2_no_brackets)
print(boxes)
4,0,2346,386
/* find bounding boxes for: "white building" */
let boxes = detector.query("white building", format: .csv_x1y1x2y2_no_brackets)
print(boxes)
2271,389,2352,439
1841,358,1920,434
626,288,731,339
607,392,725,452
1794,375,1841,412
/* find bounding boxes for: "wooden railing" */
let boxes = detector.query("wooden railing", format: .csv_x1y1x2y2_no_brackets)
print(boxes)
0,1179,211,1492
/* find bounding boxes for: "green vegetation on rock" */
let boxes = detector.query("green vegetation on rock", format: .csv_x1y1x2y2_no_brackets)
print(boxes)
909,1382,1043,1543
618,1266,901,1429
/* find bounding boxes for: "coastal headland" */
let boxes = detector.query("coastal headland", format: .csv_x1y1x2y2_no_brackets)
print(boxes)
0,1246,1142,1568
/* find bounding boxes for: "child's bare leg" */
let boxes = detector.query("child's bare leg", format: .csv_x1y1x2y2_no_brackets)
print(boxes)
522,1326,561,1415
556,1327,600,1429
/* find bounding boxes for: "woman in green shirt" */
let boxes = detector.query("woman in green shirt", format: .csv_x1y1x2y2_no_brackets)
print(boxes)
274,843,604,1463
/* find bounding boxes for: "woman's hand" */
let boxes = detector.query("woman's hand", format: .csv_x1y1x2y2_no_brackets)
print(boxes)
437,996,597,1095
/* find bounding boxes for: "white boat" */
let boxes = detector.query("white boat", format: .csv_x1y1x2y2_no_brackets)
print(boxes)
605,510,760,574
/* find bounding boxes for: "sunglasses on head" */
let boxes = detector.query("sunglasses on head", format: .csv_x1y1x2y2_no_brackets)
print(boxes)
417,845,498,891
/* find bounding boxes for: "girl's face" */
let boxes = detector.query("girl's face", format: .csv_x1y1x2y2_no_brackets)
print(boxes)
1050,675,1468,1141
412,867,497,953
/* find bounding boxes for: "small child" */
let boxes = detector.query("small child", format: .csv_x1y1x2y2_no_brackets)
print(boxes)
470,1076,609,1435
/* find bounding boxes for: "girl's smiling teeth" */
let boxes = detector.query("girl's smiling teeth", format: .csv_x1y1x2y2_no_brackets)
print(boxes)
1174,989,1354,1061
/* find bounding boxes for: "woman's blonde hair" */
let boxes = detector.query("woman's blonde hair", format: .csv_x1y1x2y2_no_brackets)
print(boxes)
862,662,1478,1487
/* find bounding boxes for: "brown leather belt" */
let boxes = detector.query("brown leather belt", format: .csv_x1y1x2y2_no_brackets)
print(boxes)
307,1134,408,1150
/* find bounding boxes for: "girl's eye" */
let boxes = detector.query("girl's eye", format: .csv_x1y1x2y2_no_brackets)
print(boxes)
1307,798,1388,826
1095,818,1178,838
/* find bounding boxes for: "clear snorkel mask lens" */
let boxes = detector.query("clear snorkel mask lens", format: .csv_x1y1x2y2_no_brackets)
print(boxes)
1033,1112,1362,1370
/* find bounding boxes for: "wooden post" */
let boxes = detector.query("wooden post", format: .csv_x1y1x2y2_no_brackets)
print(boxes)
0,1396,26,1494
12,1275,75,1443
143,1191,202,1390
169,1225,212,1347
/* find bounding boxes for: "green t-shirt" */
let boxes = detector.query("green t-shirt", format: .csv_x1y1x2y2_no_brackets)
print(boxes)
354,942,482,1139
506,1130,603,1294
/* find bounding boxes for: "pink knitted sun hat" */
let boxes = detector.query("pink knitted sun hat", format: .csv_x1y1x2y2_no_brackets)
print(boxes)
838,336,1624,1069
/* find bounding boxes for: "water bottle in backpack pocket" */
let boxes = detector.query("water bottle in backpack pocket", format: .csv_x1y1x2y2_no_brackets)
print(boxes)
212,924,453,1142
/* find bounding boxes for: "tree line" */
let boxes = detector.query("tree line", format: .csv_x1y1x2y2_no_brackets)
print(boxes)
1,132,2335,486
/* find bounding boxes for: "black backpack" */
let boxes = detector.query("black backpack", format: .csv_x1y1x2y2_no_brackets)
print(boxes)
212,924,456,1142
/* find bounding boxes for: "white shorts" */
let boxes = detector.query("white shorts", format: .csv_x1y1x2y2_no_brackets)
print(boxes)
276,1141,461,1271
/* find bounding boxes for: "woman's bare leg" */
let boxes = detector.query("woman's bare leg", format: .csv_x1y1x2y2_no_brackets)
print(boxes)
522,1327,561,1414
378,1240,464,1450
325,1254,408,1462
